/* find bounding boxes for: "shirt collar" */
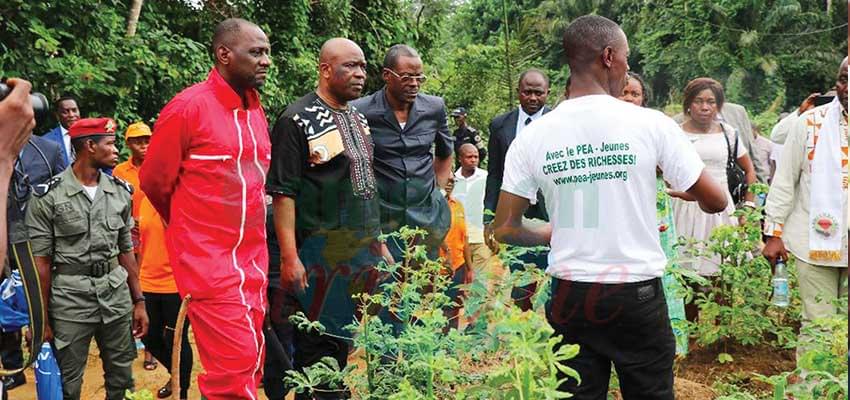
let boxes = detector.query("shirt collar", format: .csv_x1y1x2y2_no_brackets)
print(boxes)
62,167,114,196
207,67,262,111
518,106,544,122
60,125,68,135
454,167,485,180
126,156,141,171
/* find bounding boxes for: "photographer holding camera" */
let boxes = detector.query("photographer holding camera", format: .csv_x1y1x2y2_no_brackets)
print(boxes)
0,78,37,397
0,79,37,261
0,83,66,391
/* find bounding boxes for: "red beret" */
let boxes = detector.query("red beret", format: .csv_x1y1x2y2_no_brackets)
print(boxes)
68,118,117,140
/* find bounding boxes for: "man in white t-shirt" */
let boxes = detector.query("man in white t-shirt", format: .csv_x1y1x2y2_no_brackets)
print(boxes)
493,15,727,399
453,144,492,275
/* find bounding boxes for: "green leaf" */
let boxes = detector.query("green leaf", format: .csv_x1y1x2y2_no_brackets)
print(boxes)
718,353,734,364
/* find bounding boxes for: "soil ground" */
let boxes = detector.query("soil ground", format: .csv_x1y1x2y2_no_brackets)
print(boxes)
10,335,795,399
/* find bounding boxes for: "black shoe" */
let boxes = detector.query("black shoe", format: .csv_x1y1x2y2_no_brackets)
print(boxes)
0,373,25,391
157,383,172,399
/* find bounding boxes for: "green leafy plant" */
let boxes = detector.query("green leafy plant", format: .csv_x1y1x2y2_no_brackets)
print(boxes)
677,184,797,350
755,309,848,400
285,226,579,399
124,389,155,400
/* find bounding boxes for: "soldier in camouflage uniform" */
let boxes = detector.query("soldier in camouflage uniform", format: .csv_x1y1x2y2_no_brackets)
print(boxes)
25,117,149,400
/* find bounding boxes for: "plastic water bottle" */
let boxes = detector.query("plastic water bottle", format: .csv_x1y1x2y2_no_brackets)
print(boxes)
772,260,789,307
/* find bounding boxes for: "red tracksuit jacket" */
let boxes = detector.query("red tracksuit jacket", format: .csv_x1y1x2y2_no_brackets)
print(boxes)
140,68,271,307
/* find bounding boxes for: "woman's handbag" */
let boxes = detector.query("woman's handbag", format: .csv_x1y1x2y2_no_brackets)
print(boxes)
721,124,747,205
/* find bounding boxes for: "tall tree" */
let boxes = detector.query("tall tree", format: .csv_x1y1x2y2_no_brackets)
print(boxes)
126,0,144,37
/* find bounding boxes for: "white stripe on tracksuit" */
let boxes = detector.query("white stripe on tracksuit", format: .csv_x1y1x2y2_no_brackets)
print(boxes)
231,109,260,400
246,110,268,386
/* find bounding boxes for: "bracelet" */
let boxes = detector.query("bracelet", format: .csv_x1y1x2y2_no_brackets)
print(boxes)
132,296,146,304
742,200,756,209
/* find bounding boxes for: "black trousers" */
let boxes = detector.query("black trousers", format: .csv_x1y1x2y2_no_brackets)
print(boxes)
292,327,350,400
546,277,675,400
0,254,23,375
263,286,296,400
0,331,22,372
141,292,193,399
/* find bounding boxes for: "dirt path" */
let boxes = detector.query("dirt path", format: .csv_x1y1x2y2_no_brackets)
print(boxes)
12,331,295,399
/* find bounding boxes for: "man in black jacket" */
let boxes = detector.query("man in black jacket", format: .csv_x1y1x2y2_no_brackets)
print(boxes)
484,69,551,309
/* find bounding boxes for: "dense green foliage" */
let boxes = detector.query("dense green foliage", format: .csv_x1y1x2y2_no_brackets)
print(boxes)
0,0,451,136
432,0,847,132
2,0,844,143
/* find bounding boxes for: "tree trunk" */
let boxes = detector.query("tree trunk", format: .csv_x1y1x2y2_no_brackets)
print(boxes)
126,0,144,37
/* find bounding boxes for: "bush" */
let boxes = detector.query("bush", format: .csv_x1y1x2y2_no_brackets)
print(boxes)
677,184,798,353
285,226,578,399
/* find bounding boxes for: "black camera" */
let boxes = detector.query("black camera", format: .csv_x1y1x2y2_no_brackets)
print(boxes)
0,82,49,121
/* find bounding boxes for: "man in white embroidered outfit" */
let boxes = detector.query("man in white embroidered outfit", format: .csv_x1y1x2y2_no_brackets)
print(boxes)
763,56,848,361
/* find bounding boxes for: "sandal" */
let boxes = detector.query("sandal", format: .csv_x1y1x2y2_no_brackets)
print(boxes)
144,359,158,371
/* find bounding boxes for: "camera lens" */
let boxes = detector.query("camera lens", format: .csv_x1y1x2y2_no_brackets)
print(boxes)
0,82,50,121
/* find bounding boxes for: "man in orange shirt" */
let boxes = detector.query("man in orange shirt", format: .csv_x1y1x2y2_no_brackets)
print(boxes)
138,195,194,399
113,122,151,253
112,121,155,370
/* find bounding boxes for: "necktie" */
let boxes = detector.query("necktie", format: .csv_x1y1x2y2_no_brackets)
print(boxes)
525,117,532,126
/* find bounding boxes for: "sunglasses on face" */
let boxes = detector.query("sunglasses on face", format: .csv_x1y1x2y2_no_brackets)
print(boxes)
385,68,427,84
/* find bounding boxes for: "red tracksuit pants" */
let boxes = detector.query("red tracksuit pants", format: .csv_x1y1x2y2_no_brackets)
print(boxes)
189,298,266,399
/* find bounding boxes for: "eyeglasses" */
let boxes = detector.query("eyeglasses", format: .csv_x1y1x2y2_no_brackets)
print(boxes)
385,68,427,84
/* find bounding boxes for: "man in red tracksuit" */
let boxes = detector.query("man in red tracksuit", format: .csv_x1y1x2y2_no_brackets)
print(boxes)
140,18,272,400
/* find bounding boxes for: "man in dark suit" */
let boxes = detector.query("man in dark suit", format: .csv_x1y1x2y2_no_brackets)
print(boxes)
42,96,80,166
352,44,454,260
1,131,66,391
484,68,551,310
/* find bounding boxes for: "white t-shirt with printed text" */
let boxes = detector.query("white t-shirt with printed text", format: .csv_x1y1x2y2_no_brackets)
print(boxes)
501,95,705,283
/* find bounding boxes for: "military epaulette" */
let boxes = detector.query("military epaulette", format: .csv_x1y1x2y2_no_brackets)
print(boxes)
109,175,134,194
33,176,61,197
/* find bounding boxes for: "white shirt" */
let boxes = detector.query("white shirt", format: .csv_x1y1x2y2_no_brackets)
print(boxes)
453,167,488,243
515,107,545,138
83,184,98,201
502,95,705,283
60,125,73,162
770,141,783,175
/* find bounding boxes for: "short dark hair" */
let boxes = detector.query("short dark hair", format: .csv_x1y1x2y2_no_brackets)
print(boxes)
518,68,550,87
54,95,78,109
627,72,650,107
563,15,623,70
682,77,725,113
383,44,420,69
211,18,253,54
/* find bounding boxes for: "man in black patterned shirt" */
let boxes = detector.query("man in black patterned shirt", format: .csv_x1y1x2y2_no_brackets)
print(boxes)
265,37,389,400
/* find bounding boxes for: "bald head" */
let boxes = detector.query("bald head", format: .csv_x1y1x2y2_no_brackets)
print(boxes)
319,38,362,64
459,143,478,156
317,38,367,105
563,15,625,71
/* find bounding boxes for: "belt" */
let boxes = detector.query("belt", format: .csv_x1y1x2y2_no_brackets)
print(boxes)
54,258,119,277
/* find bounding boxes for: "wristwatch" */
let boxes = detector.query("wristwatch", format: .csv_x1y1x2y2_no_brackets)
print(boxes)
132,295,146,304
